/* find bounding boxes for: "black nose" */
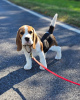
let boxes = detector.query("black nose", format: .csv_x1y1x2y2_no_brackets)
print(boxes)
25,37,29,41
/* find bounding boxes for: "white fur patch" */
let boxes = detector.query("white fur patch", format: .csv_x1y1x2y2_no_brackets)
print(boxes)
49,45,62,59
50,13,58,27
22,26,33,45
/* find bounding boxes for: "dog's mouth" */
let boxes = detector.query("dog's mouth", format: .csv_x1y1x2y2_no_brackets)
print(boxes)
23,44,33,53
23,41,33,46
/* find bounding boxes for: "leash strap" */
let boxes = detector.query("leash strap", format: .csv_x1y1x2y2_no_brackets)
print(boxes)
32,57,80,86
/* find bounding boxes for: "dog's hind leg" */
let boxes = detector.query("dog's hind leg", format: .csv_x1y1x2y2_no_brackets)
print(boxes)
49,45,62,60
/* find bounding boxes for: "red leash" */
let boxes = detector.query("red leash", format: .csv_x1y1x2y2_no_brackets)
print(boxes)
32,57,80,86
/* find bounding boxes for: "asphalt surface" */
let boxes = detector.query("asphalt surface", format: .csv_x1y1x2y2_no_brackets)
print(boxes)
0,0,80,100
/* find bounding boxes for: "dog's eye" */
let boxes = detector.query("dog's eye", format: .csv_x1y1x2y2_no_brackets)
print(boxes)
20,32,24,35
29,31,32,34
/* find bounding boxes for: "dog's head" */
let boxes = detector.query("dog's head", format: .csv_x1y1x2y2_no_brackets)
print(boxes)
16,25,38,51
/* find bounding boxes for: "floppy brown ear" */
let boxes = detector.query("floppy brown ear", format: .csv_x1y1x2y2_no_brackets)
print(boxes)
32,31,38,49
16,30,22,51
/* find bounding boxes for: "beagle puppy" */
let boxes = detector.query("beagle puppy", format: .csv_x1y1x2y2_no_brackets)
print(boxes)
16,14,61,70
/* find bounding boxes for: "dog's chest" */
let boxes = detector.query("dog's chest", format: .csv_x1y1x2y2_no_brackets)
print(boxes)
32,41,41,57
32,49,38,57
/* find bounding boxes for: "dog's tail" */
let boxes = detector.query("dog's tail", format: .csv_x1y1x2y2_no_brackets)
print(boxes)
48,13,58,34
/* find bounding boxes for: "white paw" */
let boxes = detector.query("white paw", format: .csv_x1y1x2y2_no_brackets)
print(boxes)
39,64,47,70
24,64,32,70
55,53,62,60
39,66,45,70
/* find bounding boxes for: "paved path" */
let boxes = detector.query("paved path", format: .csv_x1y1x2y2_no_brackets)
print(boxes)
0,0,80,100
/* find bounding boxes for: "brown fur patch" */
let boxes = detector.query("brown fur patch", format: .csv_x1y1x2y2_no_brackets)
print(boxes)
27,26,34,33
51,35,58,46
38,38,43,51
16,26,26,51
16,30,22,51
32,32,38,49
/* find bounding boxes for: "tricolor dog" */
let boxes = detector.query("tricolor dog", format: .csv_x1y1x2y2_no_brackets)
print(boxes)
16,14,62,70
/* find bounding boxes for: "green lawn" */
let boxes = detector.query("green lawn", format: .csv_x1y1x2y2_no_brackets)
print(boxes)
9,0,80,27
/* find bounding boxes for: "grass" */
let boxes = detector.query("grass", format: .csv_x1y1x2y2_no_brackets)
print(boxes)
9,0,80,27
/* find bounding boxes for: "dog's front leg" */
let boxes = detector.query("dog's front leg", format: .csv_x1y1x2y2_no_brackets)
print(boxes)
38,51,47,70
23,49,32,70
24,53,32,70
